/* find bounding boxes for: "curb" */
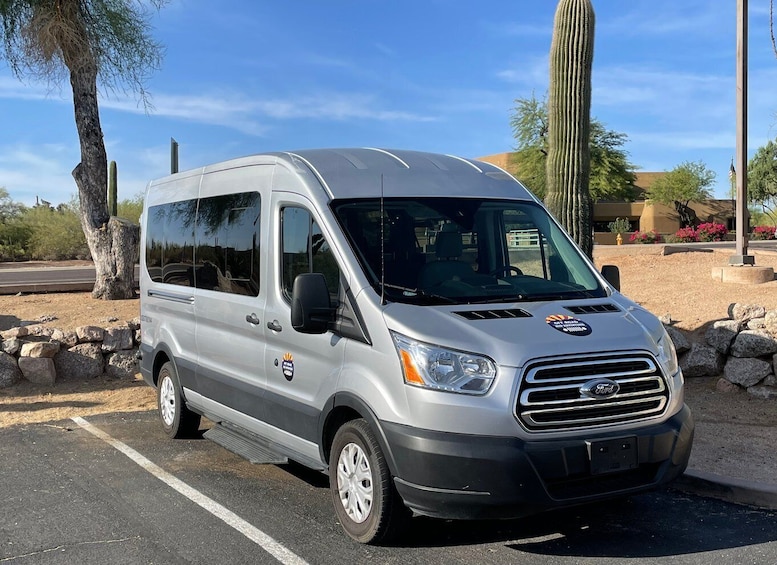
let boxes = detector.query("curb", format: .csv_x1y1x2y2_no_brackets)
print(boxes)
0,282,97,295
672,468,777,511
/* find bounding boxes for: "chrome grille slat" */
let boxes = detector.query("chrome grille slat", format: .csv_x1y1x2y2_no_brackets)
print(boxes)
522,376,666,406
525,357,656,383
523,398,668,428
516,353,670,432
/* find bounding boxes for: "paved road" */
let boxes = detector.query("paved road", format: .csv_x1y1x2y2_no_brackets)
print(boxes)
1,411,775,564
3,240,777,295
0,265,140,294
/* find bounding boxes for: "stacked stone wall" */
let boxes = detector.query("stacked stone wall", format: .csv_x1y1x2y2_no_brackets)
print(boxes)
677,303,777,400
0,319,140,387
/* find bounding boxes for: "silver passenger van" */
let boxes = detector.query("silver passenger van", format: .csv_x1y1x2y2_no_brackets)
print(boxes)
139,148,693,543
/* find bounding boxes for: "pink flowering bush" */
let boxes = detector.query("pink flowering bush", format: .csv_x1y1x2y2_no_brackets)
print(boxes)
751,225,777,240
695,222,728,242
629,230,662,244
672,227,698,243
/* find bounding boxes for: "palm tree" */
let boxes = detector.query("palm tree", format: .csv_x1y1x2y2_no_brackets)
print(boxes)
0,0,166,298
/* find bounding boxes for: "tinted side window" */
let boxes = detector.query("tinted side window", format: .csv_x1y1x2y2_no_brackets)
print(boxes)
194,192,261,296
145,200,196,286
164,200,197,285
281,207,339,301
146,205,166,282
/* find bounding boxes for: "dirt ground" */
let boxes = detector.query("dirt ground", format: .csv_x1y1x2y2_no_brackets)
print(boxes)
1,246,777,433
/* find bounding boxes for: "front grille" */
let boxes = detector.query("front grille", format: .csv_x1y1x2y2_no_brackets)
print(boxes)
516,353,669,432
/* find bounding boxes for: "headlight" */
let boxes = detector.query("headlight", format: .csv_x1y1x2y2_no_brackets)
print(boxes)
656,326,679,377
391,332,496,395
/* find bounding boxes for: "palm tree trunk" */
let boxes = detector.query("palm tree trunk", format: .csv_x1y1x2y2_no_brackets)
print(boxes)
69,63,138,299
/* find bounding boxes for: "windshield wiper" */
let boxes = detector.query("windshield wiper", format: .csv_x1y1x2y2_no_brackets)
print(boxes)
466,295,528,304
379,283,458,304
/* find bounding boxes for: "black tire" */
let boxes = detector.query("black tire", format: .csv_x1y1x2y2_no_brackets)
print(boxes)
156,361,201,439
329,419,409,544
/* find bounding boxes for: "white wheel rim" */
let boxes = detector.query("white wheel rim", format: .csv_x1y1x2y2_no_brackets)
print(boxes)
336,442,373,524
159,375,176,426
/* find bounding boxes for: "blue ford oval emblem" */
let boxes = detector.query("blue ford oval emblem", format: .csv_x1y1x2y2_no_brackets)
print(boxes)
580,378,620,399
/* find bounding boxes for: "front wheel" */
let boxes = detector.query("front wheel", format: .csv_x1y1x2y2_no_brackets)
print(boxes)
157,361,201,439
330,419,409,544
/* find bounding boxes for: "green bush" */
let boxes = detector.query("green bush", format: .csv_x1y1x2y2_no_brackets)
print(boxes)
0,217,32,261
22,203,90,260
607,217,631,234
117,195,143,223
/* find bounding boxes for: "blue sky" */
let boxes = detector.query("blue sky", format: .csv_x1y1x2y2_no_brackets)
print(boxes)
2,0,777,206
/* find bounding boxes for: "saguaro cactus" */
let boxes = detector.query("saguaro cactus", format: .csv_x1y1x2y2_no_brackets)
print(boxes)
108,160,118,217
545,0,595,258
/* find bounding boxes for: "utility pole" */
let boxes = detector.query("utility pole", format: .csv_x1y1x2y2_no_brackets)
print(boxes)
731,0,754,265
171,137,179,175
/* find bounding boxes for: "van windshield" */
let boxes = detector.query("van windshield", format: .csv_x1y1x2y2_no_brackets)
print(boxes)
332,198,606,305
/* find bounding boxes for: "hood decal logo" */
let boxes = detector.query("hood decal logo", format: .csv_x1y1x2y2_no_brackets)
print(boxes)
546,314,592,336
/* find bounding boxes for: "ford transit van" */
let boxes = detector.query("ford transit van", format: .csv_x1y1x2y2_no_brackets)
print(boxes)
139,148,693,544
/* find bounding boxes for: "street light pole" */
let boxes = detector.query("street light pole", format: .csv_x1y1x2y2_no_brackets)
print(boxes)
731,0,754,265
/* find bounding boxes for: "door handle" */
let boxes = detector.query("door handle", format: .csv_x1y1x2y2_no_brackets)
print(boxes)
266,319,282,332
245,313,260,325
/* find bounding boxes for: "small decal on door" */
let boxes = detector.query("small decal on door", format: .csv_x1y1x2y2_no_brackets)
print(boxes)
545,314,592,336
282,352,295,381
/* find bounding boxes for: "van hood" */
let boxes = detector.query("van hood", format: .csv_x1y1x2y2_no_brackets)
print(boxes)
382,295,661,367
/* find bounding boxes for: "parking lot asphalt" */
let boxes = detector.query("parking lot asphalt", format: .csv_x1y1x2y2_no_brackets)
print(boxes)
2,411,777,565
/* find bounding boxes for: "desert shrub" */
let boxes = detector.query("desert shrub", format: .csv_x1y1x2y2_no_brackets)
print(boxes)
696,222,728,242
22,203,90,260
0,219,32,261
629,230,662,244
751,225,777,240
607,217,631,234
116,195,143,223
672,226,698,243
0,188,31,261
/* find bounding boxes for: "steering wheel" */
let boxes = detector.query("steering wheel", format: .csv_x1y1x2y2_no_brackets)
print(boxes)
490,266,523,277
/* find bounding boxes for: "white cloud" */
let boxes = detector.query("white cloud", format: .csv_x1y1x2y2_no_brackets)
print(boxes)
601,3,723,37
481,21,552,38
630,130,734,151
101,89,438,131
0,143,79,206
0,76,67,102
495,54,549,87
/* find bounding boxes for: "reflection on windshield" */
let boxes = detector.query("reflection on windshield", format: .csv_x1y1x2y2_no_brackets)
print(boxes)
333,198,605,305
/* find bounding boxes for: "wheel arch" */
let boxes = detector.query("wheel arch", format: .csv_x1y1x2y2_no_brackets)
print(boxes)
320,392,399,476
150,343,176,387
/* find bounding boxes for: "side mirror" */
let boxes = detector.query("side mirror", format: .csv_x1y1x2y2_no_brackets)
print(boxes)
601,265,620,292
291,273,335,334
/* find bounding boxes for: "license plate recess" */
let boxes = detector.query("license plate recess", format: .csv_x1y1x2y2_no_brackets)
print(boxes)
586,437,638,475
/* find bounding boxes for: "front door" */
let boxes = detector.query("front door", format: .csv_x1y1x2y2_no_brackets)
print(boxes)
261,193,346,451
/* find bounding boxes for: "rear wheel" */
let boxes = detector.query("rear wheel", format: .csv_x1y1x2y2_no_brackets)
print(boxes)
157,361,201,439
330,419,408,544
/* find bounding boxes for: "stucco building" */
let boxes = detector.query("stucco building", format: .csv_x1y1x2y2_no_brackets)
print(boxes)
477,153,735,244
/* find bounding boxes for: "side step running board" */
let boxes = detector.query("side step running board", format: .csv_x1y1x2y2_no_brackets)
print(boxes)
204,422,289,465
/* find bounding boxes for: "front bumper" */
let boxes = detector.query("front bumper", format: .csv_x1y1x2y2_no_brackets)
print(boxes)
385,405,694,520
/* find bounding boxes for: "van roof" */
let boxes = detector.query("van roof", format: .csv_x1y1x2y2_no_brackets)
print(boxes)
150,148,536,201
269,148,535,200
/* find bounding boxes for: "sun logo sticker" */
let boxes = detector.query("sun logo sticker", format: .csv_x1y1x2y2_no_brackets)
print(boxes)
546,314,592,336
282,352,295,381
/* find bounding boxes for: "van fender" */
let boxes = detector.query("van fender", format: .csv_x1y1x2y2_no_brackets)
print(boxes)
318,392,399,477
147,341,197,394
